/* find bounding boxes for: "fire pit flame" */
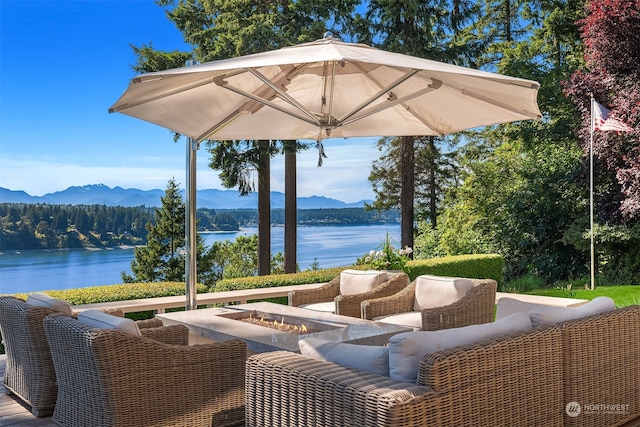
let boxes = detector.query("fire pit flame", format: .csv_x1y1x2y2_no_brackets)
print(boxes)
242,312,314,335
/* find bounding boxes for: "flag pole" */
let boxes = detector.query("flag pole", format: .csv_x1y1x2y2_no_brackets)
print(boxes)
589,95,595,290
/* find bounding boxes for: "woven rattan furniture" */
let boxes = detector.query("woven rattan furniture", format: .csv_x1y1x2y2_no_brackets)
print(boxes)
44,313,246,427
361,278,497,330
288,270,409,318
246,305,640,427
0,296,165,417
246,324,565,427
0,296,60,416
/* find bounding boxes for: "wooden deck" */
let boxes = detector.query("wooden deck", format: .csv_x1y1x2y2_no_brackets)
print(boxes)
0,355,56,426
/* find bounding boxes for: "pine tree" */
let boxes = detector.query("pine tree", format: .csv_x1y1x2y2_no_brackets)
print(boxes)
122,179,214,285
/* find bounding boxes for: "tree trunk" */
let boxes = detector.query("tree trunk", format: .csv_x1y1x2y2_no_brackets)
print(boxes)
428,136,438,229
400,136,415,253
258,140,271,275
284,143,297,273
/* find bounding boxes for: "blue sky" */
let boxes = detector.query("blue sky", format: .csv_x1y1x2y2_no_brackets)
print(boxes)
0,0,380,203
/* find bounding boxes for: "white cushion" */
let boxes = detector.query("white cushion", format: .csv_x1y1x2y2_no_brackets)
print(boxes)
299,302,336,313
299,337,390,376
77,309,140,336
374,312,423,330
413,275,475,311
529,296,616,327
339,269,387,296
26,293,73,316
495,297,557,320
388,312,532,383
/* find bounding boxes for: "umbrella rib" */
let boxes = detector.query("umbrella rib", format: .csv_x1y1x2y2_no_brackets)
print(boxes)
247,68,321,125
214,81,320,127
336,69,420,124
196,110,246,142
109,75,217,113
458,86,542,119
340,82,441,128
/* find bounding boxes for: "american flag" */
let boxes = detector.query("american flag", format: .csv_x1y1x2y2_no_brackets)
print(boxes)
592,100,633,132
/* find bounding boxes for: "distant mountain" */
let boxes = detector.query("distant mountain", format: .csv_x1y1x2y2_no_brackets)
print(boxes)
0,184,372,209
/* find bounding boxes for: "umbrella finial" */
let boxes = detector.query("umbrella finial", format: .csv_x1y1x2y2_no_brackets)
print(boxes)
323,31,341,41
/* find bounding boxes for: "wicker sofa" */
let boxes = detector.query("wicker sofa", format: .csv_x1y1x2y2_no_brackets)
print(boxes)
245,304,640,427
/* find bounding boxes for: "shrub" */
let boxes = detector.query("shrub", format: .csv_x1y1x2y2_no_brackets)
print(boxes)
405,254,504,283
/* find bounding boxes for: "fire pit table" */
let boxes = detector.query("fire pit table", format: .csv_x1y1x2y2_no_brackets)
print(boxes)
157,302,410,353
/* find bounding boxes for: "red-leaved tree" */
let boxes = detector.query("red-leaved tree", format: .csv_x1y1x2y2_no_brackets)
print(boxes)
563,0,640,221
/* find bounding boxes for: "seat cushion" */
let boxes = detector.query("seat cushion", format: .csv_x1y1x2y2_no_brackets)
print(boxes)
528,296,616,327
388,312,532,383
77,309,140,336
26,293,73,316
413,275,475,311
299,337,389,376
339,269,387,296
374,312,423,330
299,301,336,313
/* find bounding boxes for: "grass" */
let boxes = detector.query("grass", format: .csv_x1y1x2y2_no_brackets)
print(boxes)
525,285,640,308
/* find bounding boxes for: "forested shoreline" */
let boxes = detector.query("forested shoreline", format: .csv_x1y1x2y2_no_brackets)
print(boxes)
0,203,398,251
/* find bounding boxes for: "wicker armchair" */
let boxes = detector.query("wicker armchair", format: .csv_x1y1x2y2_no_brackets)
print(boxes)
0,296,165,417
361,277,497,331
289,270,409,318
43,313,247,427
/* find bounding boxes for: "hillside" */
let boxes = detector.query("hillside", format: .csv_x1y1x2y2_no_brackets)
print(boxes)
0,184,372,209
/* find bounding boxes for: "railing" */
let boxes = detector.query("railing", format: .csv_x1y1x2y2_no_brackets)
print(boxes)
71,283,325,314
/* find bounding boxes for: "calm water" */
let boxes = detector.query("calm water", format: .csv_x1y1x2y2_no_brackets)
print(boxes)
0,224,400,294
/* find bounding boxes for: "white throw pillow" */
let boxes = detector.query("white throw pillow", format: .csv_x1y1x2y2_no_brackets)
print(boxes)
26,293,73,316
529,296,616,327
413,275,474,311
299,337,390,376
339,269,387,296
77,309,140,336
388,312,532,383
495,297,557,320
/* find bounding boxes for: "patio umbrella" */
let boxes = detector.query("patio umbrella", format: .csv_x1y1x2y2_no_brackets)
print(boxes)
110,37,541,142
109,36,542,309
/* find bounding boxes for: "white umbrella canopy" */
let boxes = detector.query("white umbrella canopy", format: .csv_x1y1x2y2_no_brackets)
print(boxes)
109,37,542,141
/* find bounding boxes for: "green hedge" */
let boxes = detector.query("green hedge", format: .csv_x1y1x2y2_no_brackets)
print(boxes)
405,254,504,283
215,254,504,292
6,281,208,305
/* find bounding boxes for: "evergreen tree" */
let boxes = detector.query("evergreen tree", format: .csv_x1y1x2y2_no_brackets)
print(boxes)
122,179,215,285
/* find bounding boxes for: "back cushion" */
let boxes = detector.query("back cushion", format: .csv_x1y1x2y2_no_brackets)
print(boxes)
413,275,474,311
77,309,140,336
339,270,387,296
388,311,532,383
26,293,73,316
528,296,615,327
299,337,390,376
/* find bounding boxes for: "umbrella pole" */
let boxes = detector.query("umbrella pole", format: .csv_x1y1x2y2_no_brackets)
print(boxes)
185,137,198,310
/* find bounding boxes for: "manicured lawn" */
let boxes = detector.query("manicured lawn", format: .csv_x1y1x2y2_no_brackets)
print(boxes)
526,285,640,308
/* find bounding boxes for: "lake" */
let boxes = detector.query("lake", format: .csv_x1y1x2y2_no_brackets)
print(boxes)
0,224,401,294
